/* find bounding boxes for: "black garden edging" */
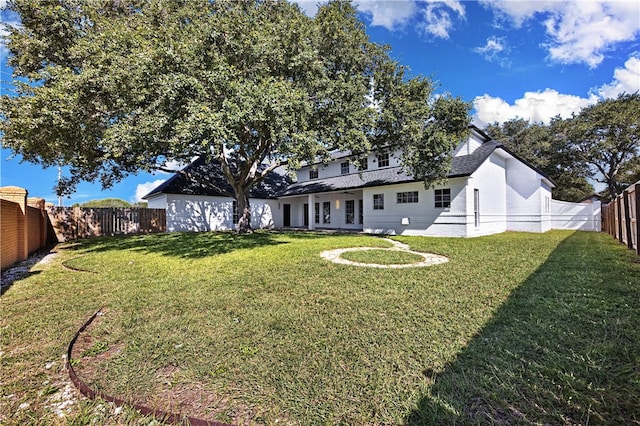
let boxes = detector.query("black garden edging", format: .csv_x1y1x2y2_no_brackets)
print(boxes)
66,309,232,426
61,257,97,273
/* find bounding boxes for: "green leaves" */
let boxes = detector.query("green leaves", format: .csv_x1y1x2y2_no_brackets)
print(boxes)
1,0,471,229
567,92,640,197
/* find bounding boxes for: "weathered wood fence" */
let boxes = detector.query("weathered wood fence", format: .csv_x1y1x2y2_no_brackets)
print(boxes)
48,207,166,242
602,181,639,255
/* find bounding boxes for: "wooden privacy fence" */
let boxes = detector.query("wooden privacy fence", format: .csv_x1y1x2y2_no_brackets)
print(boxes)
602,181,639,255
48,207,166,242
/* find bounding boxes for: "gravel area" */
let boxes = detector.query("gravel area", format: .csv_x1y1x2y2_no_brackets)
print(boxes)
1,247,58,293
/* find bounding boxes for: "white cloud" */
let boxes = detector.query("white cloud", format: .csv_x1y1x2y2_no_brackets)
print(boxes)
473,36,510,65
594,53,640,98
355,0,417,30
472,51,640,126
0,9,21,63
480,1,640,68
472,89,599,127
134,179,166,202
293,0,466,38
420,0,465,39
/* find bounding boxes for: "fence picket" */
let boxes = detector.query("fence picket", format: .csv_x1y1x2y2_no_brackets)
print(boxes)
47,207,166,242
602,182,640,255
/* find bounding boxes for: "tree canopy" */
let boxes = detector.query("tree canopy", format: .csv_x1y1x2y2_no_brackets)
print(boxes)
566,92,640,198
485,93,640,201
0,0,470,232
70,198,147,208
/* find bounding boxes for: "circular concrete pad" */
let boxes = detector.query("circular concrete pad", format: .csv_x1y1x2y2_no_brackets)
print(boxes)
320,238,449,269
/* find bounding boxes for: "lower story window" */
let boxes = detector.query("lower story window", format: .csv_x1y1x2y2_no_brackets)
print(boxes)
315,202,320,224
434,188,451,208
397,191,419,204
373,194,384,210
345,200,355,224
323,201,331,223
232,200,239,223
358,199,363,224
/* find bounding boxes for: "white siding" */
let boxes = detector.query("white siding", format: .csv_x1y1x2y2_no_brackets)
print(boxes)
162,194,277,232
505,158,549,232
466,154,508,237
551,200,601,231
146,194,167,209
453,132,484,156
296,150,403,183
363,179,469,237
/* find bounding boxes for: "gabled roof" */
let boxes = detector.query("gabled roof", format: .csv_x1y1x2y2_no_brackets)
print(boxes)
279,140,503,197
143,157,291,200
144,133,555,199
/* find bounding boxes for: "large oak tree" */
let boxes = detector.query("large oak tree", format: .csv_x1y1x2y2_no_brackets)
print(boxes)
566,92,640,198
1,0,470,232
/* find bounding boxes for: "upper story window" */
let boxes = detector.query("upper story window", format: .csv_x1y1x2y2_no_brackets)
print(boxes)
358,157,368,170
340,162,349,175
397,191,419,204
309,168,318,179
373,194,384,210
377,153,389,168
434,188,451,208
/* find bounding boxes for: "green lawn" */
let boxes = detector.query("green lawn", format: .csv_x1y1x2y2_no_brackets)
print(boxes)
1,231,638,425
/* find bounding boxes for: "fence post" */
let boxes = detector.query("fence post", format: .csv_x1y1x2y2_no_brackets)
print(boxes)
635,183,640,256
623,190,633,249
0,186,29,264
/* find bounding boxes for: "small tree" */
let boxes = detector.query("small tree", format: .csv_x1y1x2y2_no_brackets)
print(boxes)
1,0,469,232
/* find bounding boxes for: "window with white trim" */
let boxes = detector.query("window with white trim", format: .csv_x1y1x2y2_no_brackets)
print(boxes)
397,191,419,204
309,168,318,179
323,201,331,223
373,194,384,210
358,157,368,170
376,153,389,167
232,200,239,223
314,202,320,224
434,188,451,208
340,162,349,175
345,200,355,224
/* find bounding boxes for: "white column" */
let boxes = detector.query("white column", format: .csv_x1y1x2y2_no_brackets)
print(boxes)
308,194,315,230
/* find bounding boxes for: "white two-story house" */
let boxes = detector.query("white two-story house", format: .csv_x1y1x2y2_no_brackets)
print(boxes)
145,125,599,236
276,125,555,237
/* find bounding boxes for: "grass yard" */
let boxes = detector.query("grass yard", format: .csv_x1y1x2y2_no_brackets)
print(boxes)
1,230,639,425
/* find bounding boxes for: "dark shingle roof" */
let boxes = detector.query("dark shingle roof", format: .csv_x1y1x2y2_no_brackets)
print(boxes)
143,157,291,200
145,138,553,199
278,140,502,197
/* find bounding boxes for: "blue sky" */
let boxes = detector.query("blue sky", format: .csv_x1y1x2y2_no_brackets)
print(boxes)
1,0,639,205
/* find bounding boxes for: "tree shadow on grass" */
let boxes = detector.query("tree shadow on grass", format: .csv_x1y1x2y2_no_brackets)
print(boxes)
407,232,640,425
65,231,290,259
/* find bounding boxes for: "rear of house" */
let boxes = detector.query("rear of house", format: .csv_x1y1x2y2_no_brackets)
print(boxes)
144,126,597,236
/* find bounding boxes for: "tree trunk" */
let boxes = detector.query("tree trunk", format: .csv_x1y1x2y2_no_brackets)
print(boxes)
235,188,252,233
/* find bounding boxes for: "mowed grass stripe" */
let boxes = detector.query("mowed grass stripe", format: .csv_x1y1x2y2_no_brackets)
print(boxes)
1,231,638,425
